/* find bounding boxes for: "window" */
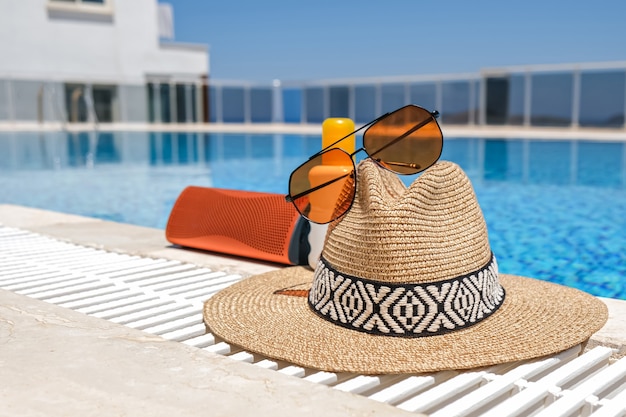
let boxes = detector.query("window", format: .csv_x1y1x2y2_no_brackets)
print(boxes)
329,87,349,118
222,87,245,123
282,89,302,123
485,77,509,125
441,81,471,124
92,85,117,123
530,73,573,127
64,83,88,123
579,71,625,128
381,84,406,114
353,86,377,124
48,0,113,20
50,0,105,5
410,83,436,113
304,87,324,124
250,88,273,123
506,75,526,125
160,84,171,123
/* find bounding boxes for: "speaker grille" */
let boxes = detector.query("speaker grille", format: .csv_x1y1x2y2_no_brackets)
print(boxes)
166,187,301,264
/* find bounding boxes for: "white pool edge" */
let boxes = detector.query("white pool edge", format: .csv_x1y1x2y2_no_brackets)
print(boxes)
2,122,626,141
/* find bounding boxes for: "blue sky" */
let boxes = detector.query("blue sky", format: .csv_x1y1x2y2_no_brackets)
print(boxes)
167,0,626,82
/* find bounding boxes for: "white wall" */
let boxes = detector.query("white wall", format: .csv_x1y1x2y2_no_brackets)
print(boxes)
0,0,208,83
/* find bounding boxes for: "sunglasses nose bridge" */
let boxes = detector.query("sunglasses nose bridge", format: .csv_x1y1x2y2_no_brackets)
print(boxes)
349,147,367,159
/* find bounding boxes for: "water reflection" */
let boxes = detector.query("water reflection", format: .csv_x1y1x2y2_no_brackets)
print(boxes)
1,132,625,190
471,138,625,187
0,132,626,187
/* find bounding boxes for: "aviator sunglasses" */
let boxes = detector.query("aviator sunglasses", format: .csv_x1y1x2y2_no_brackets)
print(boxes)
285,104,443,224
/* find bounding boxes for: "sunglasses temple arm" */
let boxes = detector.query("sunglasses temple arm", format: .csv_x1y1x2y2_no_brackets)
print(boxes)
313,112,391,158
368,117,433,160
285,172,352,203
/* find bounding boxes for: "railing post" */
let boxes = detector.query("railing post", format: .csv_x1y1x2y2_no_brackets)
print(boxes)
215,84,223,123
348,84,355,121
468,79,475,126
404,82,410,106
170,81,177,123
571,70,581,128
435,81,443,123
117,83,127,123
478,76,486,126
301,86,307,124
272,79,283,123
244,85,251,124
185,83,193,124
153,83,162,124
623,69,626,130
523,71,532,127
195,82,203,123
7,78,15,124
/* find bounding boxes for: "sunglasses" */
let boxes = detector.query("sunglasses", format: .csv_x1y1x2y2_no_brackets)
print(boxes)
285,104,443,224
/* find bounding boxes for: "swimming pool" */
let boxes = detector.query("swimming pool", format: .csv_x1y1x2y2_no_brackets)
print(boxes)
1,130,625,300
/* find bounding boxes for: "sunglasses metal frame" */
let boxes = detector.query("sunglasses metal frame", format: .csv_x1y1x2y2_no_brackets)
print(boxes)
285,104,442,222
310,105,439,165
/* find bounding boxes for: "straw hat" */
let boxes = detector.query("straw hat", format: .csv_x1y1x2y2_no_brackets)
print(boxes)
203,159,608,374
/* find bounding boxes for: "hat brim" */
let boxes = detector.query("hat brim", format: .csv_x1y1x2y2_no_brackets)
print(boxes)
203,267,608,374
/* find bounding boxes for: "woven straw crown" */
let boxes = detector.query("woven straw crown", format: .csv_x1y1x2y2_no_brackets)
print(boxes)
323,159,492,283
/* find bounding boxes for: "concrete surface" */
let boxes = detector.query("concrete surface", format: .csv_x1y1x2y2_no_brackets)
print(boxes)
0,288,414,417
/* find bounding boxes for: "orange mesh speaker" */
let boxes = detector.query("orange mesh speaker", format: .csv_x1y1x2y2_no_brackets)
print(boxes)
165,186,310,265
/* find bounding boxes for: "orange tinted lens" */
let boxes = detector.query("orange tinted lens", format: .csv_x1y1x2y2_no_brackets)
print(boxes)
363,105,443,174
288,149,355,224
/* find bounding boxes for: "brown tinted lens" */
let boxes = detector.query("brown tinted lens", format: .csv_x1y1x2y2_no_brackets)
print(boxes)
362,105,443,175
288,149,356,224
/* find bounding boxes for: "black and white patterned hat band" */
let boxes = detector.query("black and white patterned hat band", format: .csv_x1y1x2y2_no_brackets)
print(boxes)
308,254,505,338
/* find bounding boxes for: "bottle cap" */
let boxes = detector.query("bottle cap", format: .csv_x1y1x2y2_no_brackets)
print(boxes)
321,118,355,165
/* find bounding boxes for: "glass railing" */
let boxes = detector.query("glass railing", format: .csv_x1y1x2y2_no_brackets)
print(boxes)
1,61,625,129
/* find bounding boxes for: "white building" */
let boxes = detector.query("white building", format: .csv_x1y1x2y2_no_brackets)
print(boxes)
0,0,209,124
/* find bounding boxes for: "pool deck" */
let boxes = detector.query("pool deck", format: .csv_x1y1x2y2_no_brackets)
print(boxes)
0,203,625,416
0,204,415,417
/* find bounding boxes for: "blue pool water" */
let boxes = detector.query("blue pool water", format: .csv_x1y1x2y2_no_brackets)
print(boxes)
1,131,625,300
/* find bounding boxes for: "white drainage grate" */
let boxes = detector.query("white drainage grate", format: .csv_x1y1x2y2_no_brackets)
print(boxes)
1,226,624,417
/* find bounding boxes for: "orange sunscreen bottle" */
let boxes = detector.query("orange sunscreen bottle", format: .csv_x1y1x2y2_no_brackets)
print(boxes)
306,118,356,268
